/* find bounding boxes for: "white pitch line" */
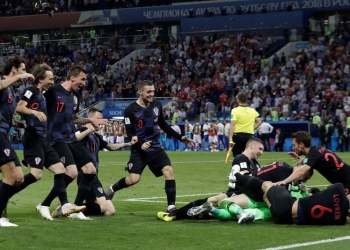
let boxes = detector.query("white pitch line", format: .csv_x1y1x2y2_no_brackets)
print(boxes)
119,193,219,203
100,157,294,165
118,185,331,204
100,155,350,165
260,235,350,250
125,193,220,200
122,199,188,204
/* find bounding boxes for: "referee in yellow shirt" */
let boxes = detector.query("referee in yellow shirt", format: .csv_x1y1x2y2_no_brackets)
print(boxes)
229,92,262,157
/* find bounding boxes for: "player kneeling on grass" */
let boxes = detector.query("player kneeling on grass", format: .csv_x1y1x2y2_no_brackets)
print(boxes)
52,108,135,218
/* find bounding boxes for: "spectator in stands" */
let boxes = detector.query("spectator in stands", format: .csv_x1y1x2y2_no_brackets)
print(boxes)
274,128,285,152
205,99,215,119
258,121,274,152
171,122,181,151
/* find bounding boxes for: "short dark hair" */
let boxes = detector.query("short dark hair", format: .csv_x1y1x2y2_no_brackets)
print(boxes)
66,65,86,81
138,80,154,91
237,92,247,103
308,187,320,195
3,55,25,75
88,108,102,117
291,131,311,148
31,64,52,86
245,138,264,149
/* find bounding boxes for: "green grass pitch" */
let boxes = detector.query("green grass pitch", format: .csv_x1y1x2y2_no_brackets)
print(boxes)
1,151,350,250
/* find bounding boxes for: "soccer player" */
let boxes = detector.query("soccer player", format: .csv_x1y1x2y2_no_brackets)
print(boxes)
157,138,264,221
53,108,135,217
15,63,85,220
274,131,350,197
105,121,115,144
216,118,225,151
183,119,193,151
202,118,209,150
115,120,126,144
37,65,109,220
186,162,315,223
105,80,194,212
235,174,349,225
229,92,261,157
208,119,218,152
224,118,230,151
0,56,34,227
192,122,202,151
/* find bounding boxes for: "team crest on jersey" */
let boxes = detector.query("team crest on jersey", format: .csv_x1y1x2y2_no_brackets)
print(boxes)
35,157,41,165
153,108,158,116
61,157,65,164
98,187,103,193
128,163,133,170
73,96,78,110
3,149,10,157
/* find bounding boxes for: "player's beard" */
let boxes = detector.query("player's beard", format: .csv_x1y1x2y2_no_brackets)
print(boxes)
143,95,153,105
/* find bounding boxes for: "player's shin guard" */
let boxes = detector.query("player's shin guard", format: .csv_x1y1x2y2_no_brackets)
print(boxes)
165,180,176,206
210,208,233,221
42,175,74,207
10,173,37,197
64,175,74,187
112,177,128,192
169,198,209,219
0,182,12,216
74,174,95,206
54,173,68,205
218,198,245,216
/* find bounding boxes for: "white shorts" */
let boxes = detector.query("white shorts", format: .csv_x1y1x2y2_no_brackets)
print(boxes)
116,136,124,144
108,136,115,144
193,134,202,144
209,135,218,143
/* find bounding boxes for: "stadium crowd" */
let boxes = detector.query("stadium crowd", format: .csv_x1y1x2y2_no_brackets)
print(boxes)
3,30,350,127
0,0,213,16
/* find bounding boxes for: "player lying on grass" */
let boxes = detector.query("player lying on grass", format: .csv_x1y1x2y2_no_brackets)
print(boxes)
186,181,320,224
156,138,264,220
232,173,350,225
157,161,314,222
